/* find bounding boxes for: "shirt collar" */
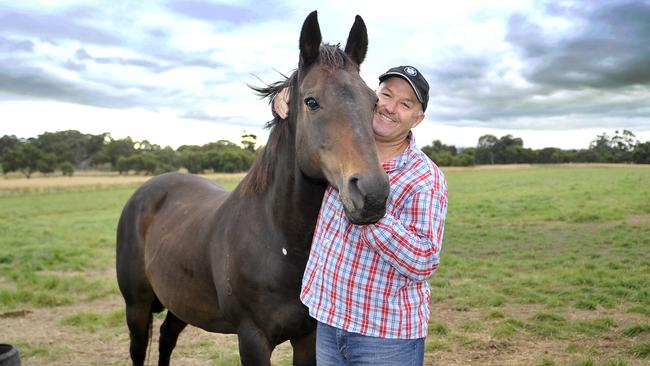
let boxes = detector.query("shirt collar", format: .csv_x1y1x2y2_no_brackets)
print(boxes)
381,131,415,173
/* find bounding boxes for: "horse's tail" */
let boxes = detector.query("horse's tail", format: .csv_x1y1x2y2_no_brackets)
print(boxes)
116,178,169,310
116,176,171,364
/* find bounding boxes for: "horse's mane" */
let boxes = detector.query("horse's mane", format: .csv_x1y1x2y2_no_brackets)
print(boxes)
238,43,353,196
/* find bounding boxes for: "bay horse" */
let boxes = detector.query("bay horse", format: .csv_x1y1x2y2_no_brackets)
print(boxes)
116,11,390,366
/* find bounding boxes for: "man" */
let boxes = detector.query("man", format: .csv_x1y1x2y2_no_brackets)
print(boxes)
274,65,448,365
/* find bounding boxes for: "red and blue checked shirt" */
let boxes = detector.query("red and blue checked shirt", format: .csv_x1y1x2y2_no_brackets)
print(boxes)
300,133,448,339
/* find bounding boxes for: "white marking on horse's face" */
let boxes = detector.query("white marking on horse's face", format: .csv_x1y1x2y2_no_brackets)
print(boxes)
282,248,288,256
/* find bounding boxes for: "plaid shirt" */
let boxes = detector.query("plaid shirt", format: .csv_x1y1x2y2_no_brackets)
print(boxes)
301,133,448,339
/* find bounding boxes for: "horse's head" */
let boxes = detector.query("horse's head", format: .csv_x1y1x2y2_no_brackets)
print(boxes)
292,11,389,225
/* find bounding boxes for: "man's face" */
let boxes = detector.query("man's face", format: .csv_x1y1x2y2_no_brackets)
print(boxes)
372,77,425,144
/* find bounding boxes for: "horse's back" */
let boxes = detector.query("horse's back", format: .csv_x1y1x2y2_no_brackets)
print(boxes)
117,172,228,251
116,172,235,332
138,172,229,203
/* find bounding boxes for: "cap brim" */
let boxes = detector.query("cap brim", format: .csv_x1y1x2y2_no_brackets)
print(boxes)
378,72,424,105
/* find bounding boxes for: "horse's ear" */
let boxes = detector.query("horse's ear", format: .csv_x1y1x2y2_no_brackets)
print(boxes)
344,15,368,66
299,11,322,68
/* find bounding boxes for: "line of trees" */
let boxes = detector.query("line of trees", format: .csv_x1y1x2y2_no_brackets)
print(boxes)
421,130,650,166
2,129,648,177
0,130,257,177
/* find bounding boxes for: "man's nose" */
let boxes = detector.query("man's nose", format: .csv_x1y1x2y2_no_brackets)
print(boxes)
382,100,398,114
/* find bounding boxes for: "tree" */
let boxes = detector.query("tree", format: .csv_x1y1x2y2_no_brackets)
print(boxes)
116,156,131,175
574,149,600,163
241,133,258,152
150,147,180,174
538,148,566,164
1,143,43,178
475,134,498,164
610,130,636,152
93,136,136,168
179,150,205,174
456,148,475,166
60,162,75,176
0,135,20,158
588,130,637,163
34,130,106,167
0,146,21,175
632,141,650,164
421,140,468,166
37,153,58,175
429,150,455,166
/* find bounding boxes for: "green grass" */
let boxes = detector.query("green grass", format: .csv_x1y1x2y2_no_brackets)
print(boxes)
0,176,239,310
622,323,650,337
61,308,125,332
627,341,650,358
12,341,69,362
438,166,650,309
434,166,650,363
428,320,449,335
2,166,650,365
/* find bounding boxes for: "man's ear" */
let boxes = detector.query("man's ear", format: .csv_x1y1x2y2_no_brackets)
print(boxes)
412,113,425,129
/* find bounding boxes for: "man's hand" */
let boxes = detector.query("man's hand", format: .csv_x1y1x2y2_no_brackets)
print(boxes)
273,87,290,119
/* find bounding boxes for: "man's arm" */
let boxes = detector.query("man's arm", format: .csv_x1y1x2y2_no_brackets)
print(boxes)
359,186,448,282
272,87,290,119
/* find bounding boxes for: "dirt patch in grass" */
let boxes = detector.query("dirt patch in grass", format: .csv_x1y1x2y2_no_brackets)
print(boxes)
425,301,650,366
4,297,648,365
2,294,293,365
626,214,650,226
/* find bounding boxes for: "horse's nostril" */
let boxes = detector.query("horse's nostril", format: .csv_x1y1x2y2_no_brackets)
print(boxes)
347,176,364,210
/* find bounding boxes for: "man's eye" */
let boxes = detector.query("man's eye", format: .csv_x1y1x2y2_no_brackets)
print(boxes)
304,97,320,110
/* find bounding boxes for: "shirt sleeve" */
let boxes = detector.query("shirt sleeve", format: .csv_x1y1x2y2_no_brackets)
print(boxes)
359,185,448,282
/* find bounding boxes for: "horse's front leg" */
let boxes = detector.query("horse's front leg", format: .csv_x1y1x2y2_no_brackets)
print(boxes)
290,330,316,366
237,319,272,366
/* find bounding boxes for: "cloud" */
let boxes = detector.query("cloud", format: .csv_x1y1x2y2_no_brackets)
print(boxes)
0,9,122,45
0,36,34,52
166,0,290,25
168,0,261,23
0,66,143,109
74,48,168,72
0,0,648,151
418,0,650,131
508,1,650,89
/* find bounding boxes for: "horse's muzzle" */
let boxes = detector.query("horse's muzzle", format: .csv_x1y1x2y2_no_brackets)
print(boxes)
343,172,390,225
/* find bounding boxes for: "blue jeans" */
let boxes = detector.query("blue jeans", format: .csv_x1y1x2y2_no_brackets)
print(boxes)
316,321,425,366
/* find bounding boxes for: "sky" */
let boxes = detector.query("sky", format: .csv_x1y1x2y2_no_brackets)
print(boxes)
1,0,649,150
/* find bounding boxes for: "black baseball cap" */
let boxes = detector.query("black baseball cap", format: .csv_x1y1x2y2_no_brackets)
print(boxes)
378,65,429,112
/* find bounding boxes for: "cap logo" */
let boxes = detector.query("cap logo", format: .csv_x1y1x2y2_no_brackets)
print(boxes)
404,66,417,76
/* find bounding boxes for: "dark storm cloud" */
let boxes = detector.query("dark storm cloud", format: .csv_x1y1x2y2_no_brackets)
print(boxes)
424,0,650,129
429,56,490,87
0,67,139,109
507,0,650,89
0,0,227,112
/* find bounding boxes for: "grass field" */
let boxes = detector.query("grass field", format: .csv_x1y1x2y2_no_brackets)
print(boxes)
1,165,649,365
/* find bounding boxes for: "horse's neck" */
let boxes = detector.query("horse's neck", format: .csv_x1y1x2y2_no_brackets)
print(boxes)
265,138,327,248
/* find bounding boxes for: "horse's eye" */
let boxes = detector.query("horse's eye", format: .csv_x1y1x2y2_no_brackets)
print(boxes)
304,97,319,111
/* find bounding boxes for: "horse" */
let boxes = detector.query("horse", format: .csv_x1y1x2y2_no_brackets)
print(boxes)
116,11,390,366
